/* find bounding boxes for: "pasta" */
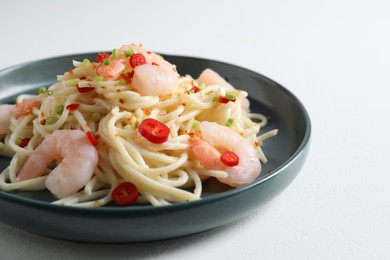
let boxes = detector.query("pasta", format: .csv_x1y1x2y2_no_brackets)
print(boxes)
0,44,277,207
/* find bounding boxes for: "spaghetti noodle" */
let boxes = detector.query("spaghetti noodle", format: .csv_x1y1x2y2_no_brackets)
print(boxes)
0,44,277,207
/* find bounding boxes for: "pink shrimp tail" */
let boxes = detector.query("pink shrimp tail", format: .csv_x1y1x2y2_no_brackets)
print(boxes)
16,149,53,181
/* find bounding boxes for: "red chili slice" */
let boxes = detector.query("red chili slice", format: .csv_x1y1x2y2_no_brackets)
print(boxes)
220,151,239,167
66,103,80,111
122,70,135,83
138,118,169,144
111,182,138,206
190,86,200,93
218,96,236,104
86,131,98,146
19,137,30,148
97,52,110,63
129,53,146,68
76,84,95,93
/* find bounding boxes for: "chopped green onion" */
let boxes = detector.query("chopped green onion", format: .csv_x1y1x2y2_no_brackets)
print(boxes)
118,79,126,86
103,58,111,66
225,91,237,101
55,105,64,115
123,124,132,130
47,90,53,96
91,112,102,122
198,83,206,90
124,46,134,57
46,117,55,125
83,58,90,64
95,76,103,82
67,79,79,87
213,96,218,102
128,46,135,56
15,137,22,146
191,120,200,130
38,87,47,94
124,50,131,57
112,48,118,58
122,69,129,75
225,118,234,127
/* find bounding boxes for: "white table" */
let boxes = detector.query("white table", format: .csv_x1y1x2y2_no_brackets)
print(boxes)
1,1,389,259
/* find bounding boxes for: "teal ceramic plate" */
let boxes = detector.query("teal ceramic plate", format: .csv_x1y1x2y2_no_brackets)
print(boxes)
0,53,311,243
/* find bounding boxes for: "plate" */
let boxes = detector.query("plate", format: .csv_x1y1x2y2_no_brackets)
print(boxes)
0,53,311,243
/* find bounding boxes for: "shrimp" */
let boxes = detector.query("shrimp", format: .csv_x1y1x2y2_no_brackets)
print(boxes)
0,99,41,135
131,63,179,96
96,44,179,96
197,68,250,110
0,105,17,135
16,129,98,199
190,121,261,187
15,99,41,117
96,58,126,80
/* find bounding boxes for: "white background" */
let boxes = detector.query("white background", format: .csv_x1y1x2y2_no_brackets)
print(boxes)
1,0,389,259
